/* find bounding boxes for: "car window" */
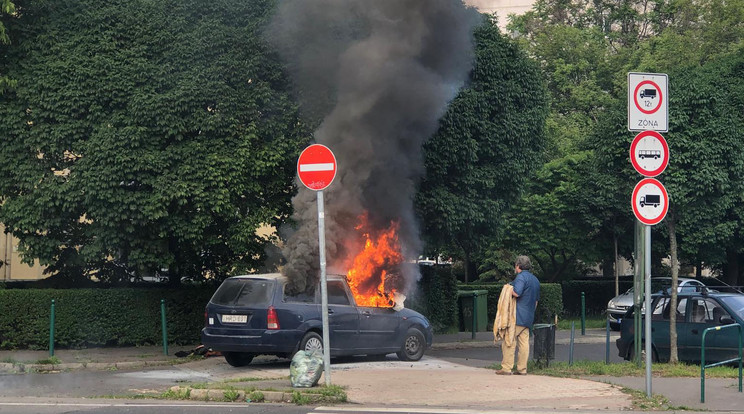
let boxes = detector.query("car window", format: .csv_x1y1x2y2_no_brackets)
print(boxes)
652,297,669,320
211,279,274,306
690,298,731,324
660,297,686,321
720,295,744,320
283,286,316,304
327,281,351,305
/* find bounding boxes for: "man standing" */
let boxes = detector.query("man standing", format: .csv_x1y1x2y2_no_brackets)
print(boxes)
496,255,540,375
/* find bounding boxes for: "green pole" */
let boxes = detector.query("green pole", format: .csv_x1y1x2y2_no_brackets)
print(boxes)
471,292,477,340
160,299,168,356
581,292,586,336
49,299,55,357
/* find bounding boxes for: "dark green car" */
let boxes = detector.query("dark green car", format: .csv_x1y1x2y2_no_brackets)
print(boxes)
617,290,744,363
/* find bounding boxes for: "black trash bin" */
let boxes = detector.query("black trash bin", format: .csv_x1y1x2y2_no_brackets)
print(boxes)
532,323,555,367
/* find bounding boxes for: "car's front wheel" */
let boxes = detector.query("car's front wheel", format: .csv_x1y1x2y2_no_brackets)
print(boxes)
397,328,426,361
300,331,323,354
223,352,254,367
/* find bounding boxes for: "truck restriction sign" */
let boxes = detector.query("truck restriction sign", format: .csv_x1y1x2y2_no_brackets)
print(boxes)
630,131,669,177
632,178,669,225
628,72,668,132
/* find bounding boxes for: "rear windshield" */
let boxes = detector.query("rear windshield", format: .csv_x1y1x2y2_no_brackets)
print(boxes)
211,278,274,307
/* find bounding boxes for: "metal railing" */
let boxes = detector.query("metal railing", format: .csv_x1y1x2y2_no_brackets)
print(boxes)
700,323,742,403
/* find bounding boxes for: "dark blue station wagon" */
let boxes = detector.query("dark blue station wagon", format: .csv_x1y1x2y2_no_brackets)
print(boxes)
201,273,434,367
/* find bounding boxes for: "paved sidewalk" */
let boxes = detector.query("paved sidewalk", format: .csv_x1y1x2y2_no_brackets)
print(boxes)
0,330,741,412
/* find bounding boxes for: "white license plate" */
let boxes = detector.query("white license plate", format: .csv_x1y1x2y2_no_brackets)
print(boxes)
221,314,248,323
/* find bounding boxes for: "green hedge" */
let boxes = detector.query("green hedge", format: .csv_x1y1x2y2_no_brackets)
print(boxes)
0,288,215,350
560,280,633,316
458,283,563,327
409,265,459,333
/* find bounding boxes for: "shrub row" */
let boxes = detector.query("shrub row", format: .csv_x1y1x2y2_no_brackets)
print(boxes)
458,282,563,327
411,265,459,333
560,279,634,316
0,288,215,350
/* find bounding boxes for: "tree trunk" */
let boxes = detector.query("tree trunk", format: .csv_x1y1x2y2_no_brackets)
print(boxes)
614,234,619,297
725,248,739,286
667,216,679,364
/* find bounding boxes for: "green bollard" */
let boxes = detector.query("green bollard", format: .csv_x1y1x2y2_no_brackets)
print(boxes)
49,299,55,357
472,292,477,340
581,292,586,336
161,299,168,356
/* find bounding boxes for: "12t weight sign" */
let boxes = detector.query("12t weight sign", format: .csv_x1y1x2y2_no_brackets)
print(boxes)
628,72,668,132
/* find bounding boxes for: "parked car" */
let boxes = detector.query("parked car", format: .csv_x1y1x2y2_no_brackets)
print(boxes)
616,290,744,363
607,277,706,330
201,273,434,367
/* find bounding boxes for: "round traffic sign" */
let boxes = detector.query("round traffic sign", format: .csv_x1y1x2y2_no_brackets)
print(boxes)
297,144,337,191
632,178,669,225
633,80,663,115
630,131,669,177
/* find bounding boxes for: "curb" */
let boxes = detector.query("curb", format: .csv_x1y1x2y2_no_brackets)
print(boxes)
168,386,337,404
0,360,173,373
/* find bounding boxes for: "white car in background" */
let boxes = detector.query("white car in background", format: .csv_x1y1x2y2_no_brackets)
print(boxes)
607,277,706,330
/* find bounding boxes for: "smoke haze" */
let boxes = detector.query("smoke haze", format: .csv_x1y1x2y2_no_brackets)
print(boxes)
268,0,480,293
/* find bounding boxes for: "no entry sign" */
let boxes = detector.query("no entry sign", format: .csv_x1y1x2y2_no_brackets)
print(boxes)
628,72,668,132
630,131,669,177
632,178,669,225
297,144,337,191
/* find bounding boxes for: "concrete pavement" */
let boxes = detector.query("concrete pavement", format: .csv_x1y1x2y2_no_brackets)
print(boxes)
0,329,741,412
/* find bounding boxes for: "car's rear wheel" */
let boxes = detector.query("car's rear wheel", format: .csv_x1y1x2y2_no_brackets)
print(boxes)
300,331,323,354
397,328,426,361
223,352,254,367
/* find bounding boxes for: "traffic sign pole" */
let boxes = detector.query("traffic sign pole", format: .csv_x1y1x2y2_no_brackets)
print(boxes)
629,72,668,398
296,144,338,386
317,190,331,386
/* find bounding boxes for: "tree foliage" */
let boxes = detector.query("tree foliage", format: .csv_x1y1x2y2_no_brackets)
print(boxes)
0,0,308,283
0,0,15,94
416,16,549,282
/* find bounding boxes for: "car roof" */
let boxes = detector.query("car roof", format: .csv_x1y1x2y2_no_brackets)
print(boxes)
228,273,347,282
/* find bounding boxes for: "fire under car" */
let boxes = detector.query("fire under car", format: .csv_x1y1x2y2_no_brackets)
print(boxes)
201,273,433,367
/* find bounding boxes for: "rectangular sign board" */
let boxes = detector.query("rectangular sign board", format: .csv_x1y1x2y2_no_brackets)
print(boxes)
628,72,668,132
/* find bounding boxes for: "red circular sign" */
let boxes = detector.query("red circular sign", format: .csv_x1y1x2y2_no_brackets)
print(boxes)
629,131,669,177
297,144,337,191
632,178,669,226
633,80,663,115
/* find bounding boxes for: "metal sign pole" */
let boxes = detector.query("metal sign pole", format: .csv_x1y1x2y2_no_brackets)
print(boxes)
645,225,652,397
634,221,644,366
317,190,331,386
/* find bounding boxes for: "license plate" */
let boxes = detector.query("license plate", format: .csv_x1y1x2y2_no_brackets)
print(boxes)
221,314,248,323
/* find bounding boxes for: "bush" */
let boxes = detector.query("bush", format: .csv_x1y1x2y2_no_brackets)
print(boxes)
0,287,215,349
459,283,562,327
409,265,458,333
560,279,633,316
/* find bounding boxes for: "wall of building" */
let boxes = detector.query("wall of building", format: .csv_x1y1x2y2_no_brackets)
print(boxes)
465,0,536,29
0,225,46,281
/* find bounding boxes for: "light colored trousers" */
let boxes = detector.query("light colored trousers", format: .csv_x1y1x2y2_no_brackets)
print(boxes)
501,325,530,373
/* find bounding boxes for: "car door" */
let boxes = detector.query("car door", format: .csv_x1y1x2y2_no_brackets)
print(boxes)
326,280,361,354
357,306,401,353
684,297,736,363
652,296,688,361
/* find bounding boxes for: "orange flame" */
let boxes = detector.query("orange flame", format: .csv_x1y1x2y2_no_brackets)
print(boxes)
346,214,402,307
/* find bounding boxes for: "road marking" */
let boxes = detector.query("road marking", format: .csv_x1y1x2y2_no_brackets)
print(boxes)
313,407,541,414
0,402,253,408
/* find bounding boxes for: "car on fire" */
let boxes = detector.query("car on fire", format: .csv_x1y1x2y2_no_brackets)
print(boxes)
201,273,433,367
616,289,744,363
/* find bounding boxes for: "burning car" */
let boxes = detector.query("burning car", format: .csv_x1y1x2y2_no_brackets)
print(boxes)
201,273,433,367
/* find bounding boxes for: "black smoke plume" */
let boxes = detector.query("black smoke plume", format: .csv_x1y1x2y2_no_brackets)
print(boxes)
268,0,480,294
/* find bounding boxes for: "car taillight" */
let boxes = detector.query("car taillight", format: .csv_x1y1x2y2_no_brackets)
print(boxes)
267,306,279,330
204,309,208,325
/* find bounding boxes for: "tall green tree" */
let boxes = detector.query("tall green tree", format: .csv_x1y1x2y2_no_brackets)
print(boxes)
0,0,307,283
416,16,549,282
0,0,15,94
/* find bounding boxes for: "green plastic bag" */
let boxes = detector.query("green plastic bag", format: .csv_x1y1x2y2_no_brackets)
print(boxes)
290,350,324,388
